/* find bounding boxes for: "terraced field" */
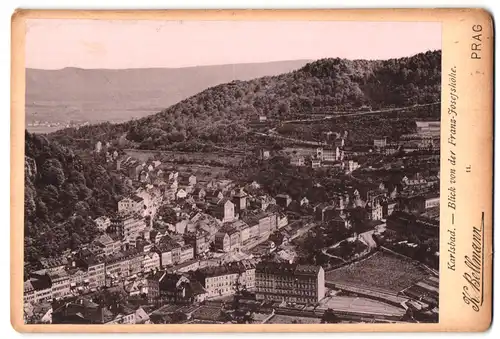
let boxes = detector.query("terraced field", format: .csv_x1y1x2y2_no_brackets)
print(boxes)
325,251,430,294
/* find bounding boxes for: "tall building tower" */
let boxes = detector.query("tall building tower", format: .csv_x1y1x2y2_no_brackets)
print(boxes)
232,188,248,213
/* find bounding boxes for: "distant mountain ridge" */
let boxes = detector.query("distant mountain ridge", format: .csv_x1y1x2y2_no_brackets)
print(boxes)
26,59,312,125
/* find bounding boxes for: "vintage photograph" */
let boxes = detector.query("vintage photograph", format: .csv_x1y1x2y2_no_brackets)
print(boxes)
23,19,441,325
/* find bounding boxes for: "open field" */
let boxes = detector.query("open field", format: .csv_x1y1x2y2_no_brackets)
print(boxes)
325,251,430,294
26,125,64,134
319,296,405,318
124,149,245,166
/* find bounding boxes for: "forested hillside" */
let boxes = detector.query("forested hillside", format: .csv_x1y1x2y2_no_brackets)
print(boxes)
24,132,132,265
50,50,441,150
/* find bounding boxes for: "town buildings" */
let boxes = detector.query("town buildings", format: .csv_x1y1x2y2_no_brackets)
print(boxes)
255,262,325,304
25,137,440,325
386,211,439,239
157,273,207,304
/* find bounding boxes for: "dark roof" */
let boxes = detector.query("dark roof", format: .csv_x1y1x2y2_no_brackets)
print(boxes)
157,241,181,252
39,256,68,269
130,195,144,203
187,280,206,296
181,245,193,252
219,224,239,236
214,232,229,239
149,270,167,282
30,275,52,291
206,189,222,197
315,202,331,211
232,188,248,198
192,187,205,194
192,262,252,282
218,197,232,206
79,253,104,267
255,261,321,277
109,233,122,242
191,306,222,321
159,273,185,290
425,192,440,200
179,173,195,179
104,248,142,265
241,215,259,226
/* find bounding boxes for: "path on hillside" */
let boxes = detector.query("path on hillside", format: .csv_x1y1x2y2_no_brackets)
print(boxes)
252,130,327,147
252,102,440,147
281,102,441,124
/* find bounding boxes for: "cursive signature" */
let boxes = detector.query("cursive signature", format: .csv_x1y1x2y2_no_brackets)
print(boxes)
462,212,485,312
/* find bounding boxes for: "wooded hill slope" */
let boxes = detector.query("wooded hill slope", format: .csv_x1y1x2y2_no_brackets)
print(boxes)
24,132,131,265
50,50,441,150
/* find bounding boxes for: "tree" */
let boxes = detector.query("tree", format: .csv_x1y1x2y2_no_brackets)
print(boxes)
321,308,340,323
155,205,178,224
209,241,216,252
278,101,290,115
41,158,65,187
24,185,37,219
349,207,370,233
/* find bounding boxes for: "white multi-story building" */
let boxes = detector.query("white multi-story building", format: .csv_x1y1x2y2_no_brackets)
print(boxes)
255,262,325,304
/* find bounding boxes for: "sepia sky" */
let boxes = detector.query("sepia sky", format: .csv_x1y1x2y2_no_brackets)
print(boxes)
26,19,442,69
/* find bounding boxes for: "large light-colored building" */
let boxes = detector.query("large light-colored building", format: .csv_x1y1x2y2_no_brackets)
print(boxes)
84,258,106,288
255,262,325,304
118,195,145,214
48,269,71,300
425,194,440,209
94,233,122,256
192,260,256,298
290,156,305,167
142,252,160,274
374,137,387,148
110,213,148,244
415,121,441,137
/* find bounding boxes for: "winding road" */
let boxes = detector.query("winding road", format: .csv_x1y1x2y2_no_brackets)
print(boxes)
321,225,383,261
